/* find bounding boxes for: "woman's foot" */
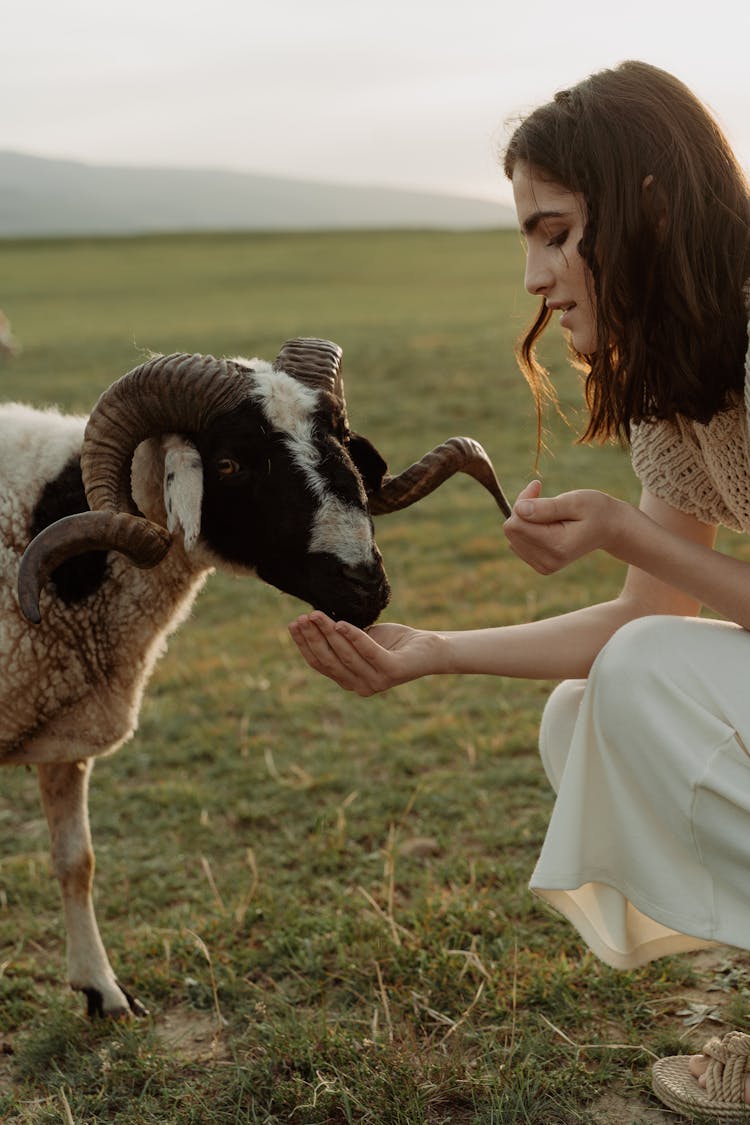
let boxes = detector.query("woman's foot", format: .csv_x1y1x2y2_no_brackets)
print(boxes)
652,1031,750,1118
689,1047,750,1103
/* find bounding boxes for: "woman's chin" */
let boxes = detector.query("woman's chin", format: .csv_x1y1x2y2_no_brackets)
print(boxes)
569,329,597,355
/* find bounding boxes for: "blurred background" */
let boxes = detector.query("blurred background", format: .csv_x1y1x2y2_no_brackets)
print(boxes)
2,0,748,236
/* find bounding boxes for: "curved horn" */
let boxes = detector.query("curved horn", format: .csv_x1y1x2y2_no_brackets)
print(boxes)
18,351,251,623
81,351,250,517
367,436,512,518
18,513,171,625
273,338,347,412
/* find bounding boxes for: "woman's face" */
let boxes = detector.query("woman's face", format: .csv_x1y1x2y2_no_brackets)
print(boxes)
512,161,597,355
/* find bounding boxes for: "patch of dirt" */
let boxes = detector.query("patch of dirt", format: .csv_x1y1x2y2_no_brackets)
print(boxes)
646,946,750,1044
153,1007,231,1063
686,944,750,991
587,1090,674,1124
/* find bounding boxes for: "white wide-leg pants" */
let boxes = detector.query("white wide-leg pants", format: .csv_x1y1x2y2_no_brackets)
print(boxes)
531,614,750,968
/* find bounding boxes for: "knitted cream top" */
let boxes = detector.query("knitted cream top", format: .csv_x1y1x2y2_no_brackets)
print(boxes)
630,322,750,531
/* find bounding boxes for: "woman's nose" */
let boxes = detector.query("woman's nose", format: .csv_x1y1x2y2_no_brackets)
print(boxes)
524,250,554,296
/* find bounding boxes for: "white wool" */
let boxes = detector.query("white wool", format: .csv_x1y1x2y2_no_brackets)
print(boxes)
0,403,86,506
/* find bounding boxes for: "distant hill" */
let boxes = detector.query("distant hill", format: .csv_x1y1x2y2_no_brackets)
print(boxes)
0,151,514,237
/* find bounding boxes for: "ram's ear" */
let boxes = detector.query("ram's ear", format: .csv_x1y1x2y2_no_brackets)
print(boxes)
348,432,388,494
162,435,203,551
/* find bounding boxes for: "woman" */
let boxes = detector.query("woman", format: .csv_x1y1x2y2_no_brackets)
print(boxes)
289,60,750,1118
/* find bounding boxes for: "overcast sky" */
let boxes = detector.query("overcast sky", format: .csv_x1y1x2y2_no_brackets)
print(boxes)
3,0,749,207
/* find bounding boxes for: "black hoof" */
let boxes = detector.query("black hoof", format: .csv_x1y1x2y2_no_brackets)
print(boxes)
118,982,149,1018
81,986,105,1018
80,983,148,1019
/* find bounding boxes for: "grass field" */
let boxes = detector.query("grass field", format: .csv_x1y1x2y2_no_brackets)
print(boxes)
1,229,746,1124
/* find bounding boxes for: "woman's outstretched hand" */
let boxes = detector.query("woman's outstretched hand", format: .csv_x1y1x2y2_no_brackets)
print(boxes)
288,613,446,696
504,479,623,574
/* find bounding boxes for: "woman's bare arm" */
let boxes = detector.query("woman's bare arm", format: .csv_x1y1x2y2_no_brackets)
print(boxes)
288,486,720,694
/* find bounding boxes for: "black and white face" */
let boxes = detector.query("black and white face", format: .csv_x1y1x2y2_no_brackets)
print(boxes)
194,365,391,628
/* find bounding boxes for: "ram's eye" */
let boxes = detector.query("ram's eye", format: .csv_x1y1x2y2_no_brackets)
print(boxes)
216,457,241,477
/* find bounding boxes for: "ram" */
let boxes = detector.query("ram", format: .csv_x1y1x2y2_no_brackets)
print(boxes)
3,337,510,1017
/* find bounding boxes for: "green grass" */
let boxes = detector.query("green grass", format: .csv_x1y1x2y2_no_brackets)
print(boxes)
0,230,745,1123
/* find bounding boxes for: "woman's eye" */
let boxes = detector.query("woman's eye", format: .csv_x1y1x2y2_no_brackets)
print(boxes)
547,230,569,248
216,457,241,477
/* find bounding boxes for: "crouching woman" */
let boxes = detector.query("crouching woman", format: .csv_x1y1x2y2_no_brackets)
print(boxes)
289,60,750,1119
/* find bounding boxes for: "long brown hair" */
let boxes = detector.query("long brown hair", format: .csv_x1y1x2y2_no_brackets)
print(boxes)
503,60,750,446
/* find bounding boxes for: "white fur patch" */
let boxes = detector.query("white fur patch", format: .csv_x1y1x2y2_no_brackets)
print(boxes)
251,370,327,497
162,435,203,550
243,366,320,480
246,365,375,563
309,496,375,566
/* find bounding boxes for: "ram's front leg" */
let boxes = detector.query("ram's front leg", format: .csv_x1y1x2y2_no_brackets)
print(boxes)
37,759,146,1018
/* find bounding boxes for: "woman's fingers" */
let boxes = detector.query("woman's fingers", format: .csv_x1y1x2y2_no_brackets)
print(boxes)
505,486,620,574
288,613,390,695
288,613,354,672
514,478,543,505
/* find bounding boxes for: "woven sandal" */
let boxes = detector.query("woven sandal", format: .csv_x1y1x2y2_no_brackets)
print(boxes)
652,1030,750,1120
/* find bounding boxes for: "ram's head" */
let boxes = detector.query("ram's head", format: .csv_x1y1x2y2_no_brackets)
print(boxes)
18,339,510,628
